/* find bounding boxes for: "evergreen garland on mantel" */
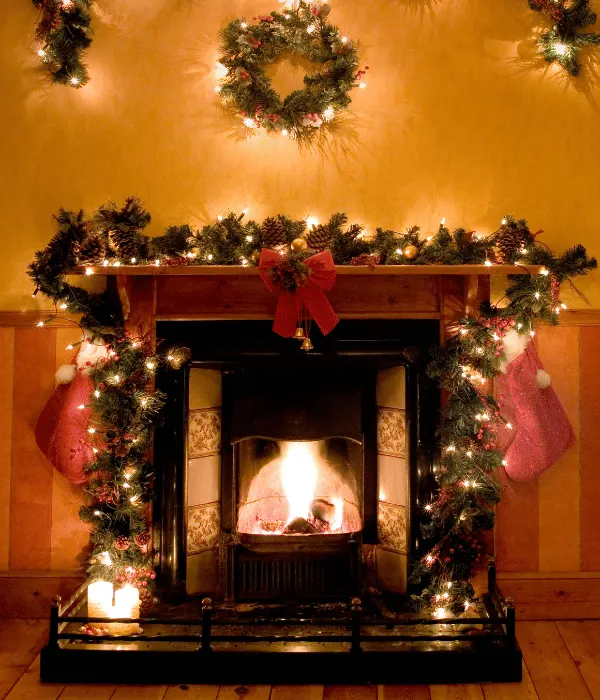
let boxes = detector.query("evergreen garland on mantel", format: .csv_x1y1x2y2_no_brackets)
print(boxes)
29,198,596,612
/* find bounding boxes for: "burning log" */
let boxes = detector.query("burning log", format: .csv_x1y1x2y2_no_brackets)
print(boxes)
310,498,336,525
282,517,319,535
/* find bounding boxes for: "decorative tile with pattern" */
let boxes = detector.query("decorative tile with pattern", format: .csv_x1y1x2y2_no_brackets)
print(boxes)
188,408,221,458
377,407,406,457
378,501,407,554
187,502,220,553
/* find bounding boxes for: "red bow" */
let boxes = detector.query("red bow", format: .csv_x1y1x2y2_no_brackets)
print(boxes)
259,249,339,338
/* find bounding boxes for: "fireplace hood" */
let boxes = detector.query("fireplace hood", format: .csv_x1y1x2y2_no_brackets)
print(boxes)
230,370,363,443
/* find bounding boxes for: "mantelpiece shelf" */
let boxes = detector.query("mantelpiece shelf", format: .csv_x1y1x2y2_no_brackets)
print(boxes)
71,264,543,276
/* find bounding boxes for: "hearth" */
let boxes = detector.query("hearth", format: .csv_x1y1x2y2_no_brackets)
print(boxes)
153,319,440,603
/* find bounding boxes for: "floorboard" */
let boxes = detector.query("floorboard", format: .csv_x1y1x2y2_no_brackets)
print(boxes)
57,686,116,699
429,686,484,700
556,621,600,699
271,687,324,700
164,685,220,699
4,655,64,700
324,687,377,700
517,621,592,700
110,686,167,699
0,622,49,699
217,686,272,700
481,663,539,699
378,685,432,699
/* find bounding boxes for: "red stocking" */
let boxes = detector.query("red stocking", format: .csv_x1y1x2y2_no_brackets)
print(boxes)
496,341,575,481
35,369,94,485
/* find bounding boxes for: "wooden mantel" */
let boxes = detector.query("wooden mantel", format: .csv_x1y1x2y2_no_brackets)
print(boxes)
76,264,542,336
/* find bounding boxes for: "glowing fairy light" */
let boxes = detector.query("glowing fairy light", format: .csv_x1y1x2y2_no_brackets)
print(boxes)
59,303,67,309
540,268,549,276
66,344,74,350
359,82,367,89
36,321,45,328
154,259,160,267
94,510,101,516
131,257,136,264
484,260,492,267
506,423,513,430
395,248,403,255
501,218,507,225
37,48,46,58
322,106,335,122
534,291,540,299
246,235,253,242
94,390,100,398
85,267,94,276
207,254,214,261
77,404,85,410
306,24,316,34
446,445,456,452
241,21,248,29
103,260,109,267
214,86,222,93
99,551,112,566
70,77,79,86
553,43,568,56
341,36,348,43
281,129,288,136
146,361,155,370
306,216,319,229
243,117,256,128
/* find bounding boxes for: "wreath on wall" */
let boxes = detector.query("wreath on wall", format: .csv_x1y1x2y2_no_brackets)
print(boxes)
216,0,367,141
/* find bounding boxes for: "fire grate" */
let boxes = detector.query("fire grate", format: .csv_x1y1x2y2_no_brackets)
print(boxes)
236,553,353,599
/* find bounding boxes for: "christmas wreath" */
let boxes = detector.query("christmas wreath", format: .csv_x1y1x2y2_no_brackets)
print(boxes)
216,0,367,142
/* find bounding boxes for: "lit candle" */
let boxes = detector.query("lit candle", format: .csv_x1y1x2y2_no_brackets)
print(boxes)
87,580,113,619
111,585,141,636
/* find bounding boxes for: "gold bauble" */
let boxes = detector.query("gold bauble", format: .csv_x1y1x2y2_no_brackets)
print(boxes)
300,337,314,352
403,244,419,260
291,238,308,253
294,327,306,340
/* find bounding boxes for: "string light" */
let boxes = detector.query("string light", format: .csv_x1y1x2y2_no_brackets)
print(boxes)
102,260,109,267
154,259,160,267
93,510,101,516
99,551,112,566
113,261,121,267
94,390,100,398
530,330,535,337
207,254,214,261
243,117,257,128
36,320,45,328
246,235,253,242
85,267,94,276
534,292,540,299
501,218,507,225
341,36,348,43
306,216,319,229
145,361,155,370
322,106,335,122
281,129,288,136
553,43,568,56
359,82,367,89
484,259,492,267
395,248,403,255
113,375,121,383
306,24,316,34
88,427,96,434
434,607,448,619
446,445,456,452
77,404,85,410
240,22,248,29
131,257,137,264
540,268,549,276
66,344,74,350
70,77,79,86
37,48,46,58
217,216,223,221
505,423,513,430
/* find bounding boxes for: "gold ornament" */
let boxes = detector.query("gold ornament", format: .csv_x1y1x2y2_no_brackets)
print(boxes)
294,326,306,340
300,337,314,352
403,244,419,260
291,238,308,253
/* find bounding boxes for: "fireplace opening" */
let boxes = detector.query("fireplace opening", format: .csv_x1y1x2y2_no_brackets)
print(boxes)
153,320,440,602
236,439,362,535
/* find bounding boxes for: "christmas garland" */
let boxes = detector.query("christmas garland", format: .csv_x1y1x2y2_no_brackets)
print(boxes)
31,0,92,87
529,0,600,75
29,198,597,614
216,0,366,141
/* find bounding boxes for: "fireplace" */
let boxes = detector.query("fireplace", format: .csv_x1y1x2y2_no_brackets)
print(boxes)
153,319,441,603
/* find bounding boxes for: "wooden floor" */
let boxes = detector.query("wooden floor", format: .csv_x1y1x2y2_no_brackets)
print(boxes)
1,619,600,699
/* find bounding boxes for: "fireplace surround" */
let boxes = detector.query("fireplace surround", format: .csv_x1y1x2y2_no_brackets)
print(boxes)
40,265,525,684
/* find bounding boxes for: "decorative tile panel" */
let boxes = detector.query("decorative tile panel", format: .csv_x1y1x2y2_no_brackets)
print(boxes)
378,501,407,554
187,502,220,553
188,408,221,458
377,407,406,457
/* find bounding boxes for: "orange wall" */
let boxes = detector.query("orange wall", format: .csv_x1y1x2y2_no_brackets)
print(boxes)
0,321,90,577
496,320,600,575
1,0,600,312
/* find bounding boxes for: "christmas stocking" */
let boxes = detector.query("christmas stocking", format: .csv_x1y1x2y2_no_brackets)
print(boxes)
35,338,107,485
496,330,575,481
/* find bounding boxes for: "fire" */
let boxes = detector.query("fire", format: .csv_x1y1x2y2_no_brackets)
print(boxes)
280,441,319,524
237,439,360,535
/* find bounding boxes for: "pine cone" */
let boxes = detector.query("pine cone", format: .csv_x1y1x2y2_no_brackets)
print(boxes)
108,229,139,260
306,224,332,252
495,229,521,263
77,236,106,265
114,535,130,551
261,218,287,249
134,530,151,549
138,587,154,616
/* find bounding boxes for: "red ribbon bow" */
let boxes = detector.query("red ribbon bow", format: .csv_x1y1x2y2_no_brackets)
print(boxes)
259,249,339,338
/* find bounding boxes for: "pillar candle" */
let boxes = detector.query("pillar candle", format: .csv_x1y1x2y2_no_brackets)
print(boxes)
87,581,113,619
111,585,141,636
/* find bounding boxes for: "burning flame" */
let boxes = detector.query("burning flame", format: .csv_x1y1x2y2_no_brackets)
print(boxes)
280,441,319,524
